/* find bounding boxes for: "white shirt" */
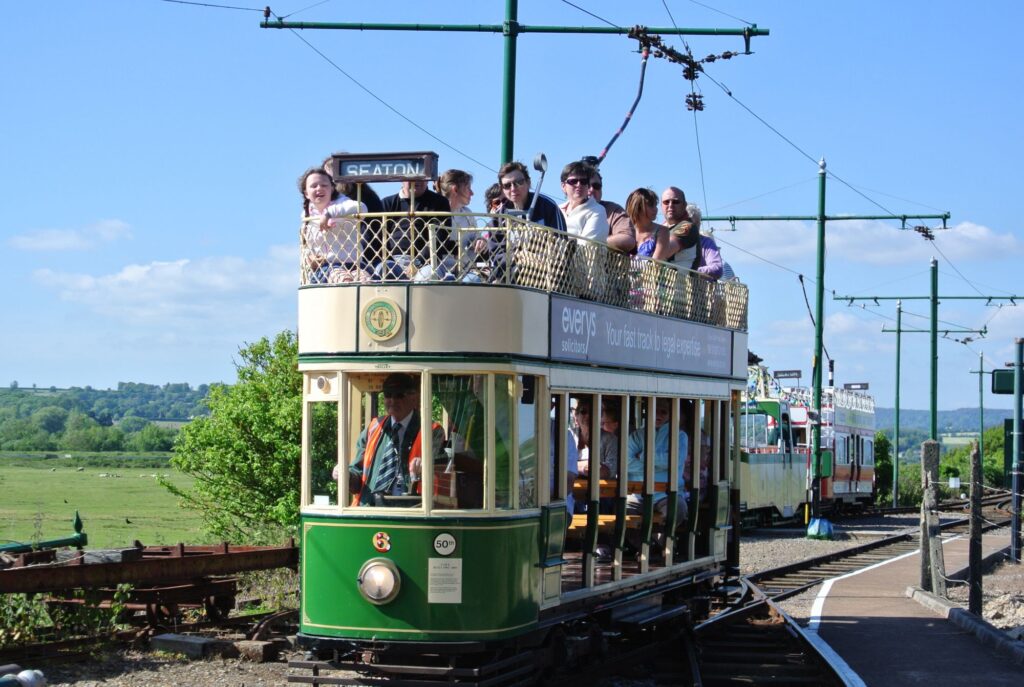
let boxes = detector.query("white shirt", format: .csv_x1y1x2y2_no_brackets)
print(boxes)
559,197,609,243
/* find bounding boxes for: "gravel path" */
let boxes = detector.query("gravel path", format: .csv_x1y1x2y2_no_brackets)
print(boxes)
32,515,1022,686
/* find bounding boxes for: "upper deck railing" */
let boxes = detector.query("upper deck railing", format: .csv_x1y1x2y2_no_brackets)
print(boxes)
299,211,748,331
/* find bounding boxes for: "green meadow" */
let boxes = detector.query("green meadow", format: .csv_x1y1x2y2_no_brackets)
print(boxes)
0,456,206,549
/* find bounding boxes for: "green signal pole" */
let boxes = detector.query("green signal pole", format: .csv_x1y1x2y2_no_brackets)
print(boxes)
261,9,769,163
968,351,987,474
811,159,827,519
895,300,902,506
705,178,949,529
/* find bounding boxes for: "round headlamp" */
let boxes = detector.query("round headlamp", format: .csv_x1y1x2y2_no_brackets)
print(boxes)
357,558,401,605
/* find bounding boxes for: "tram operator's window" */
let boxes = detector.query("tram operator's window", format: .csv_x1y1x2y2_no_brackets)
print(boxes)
346,372,444,508
431,374,486,510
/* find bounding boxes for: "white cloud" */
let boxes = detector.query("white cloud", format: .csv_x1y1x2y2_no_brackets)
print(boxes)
9,219,132,251
719,219,1021,268
33,245,295,329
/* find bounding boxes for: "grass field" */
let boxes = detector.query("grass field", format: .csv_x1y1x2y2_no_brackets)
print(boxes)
0,460,206,549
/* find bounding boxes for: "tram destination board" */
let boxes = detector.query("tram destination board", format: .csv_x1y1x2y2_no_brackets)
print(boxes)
328,151,439,183
550,295,733,375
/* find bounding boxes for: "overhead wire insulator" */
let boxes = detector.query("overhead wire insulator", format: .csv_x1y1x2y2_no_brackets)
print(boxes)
913,225,935,241
685,92,704,111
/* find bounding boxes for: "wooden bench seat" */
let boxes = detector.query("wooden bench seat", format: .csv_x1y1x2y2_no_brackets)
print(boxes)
567,512,663,534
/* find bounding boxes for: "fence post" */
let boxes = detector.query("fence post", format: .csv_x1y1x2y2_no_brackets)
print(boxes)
920,440,946,595
969,441,983,614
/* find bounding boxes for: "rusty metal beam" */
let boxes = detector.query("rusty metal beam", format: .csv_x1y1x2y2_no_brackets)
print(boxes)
0,543,297,594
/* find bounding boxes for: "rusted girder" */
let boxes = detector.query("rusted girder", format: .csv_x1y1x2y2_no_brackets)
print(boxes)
0,543,297,595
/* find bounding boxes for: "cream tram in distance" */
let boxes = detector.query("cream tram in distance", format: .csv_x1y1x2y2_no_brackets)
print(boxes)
292,152,751,683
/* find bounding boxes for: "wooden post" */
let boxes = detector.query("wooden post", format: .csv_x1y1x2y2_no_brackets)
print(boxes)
969,441,983,614
920,440,946,595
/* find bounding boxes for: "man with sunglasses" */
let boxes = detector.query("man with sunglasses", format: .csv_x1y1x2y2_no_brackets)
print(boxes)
659,186,699,268
496,161,566,231
345,373,445,507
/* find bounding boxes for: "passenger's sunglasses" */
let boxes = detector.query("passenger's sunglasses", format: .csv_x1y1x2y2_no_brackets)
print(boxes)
662,198,682,205
589,182,602,190
564,177,590,187
501,178,527,190
382,390,407,399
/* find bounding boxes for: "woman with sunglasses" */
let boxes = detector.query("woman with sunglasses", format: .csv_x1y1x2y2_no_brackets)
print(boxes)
556,161,608,242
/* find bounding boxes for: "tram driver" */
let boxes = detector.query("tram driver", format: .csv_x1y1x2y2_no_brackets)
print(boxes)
341,373,446,507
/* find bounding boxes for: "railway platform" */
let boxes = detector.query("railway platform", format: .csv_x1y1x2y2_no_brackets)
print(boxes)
807,531,1022,686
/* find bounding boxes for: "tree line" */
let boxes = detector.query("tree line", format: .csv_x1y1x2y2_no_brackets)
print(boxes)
0,382,212,453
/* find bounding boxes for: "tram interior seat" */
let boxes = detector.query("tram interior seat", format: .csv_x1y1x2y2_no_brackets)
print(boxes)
433,454,483,509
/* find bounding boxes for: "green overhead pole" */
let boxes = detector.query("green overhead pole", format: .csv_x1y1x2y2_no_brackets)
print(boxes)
261,17,768,164
930,257,939,440
811,159,827,519
501,0,519,164
1013,338,1023,562
894,300,902,507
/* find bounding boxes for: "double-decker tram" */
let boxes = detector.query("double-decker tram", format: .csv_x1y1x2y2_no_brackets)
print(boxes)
739,365,875,525
291,153,750,684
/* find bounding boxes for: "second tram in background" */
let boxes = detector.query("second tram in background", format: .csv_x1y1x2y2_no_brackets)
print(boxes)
739,364,876,525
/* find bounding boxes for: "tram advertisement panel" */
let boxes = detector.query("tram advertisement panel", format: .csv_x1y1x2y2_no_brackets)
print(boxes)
549,296,733,375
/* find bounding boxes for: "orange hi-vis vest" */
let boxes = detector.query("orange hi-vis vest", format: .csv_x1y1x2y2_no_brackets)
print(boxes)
351,417,442,506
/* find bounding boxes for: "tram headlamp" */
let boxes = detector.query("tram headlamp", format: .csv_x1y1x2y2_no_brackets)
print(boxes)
357,558,401,605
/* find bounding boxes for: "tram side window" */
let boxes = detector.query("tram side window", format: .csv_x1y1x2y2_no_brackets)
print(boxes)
741,410,769,449
518,375,538,509
865,437,874,465
549,394,576,511
495,374,515,510
431,374,486,510
309,401,339,506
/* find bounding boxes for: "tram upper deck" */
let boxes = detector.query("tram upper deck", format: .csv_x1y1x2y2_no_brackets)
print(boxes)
298,209,749,381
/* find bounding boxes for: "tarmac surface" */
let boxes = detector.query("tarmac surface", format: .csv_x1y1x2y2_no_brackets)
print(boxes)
807,531,1023,686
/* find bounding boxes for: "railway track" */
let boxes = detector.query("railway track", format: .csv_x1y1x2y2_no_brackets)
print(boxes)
687,506,1014,685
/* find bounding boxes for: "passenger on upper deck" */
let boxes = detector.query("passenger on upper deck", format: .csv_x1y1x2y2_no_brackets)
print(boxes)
436,169,486,256
343,373,446,507
373,180,454,280
588,169,636,253
557,161,608,242
625,188,672,260
497,161,566,231
685,204,724,281
298,167,367,284
660,186,699,269
625,398,689,520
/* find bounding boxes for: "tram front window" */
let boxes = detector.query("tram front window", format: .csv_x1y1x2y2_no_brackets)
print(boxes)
309,401,339,506
346,372,442,508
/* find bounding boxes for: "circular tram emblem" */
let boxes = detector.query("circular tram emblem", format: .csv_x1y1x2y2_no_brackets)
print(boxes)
372,531,392,553
361,297,403,342
433,532,456,556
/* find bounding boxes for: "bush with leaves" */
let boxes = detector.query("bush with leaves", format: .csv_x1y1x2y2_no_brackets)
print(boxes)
163,331,304,544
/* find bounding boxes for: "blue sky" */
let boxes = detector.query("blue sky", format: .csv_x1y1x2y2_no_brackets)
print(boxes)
2,1,1022,412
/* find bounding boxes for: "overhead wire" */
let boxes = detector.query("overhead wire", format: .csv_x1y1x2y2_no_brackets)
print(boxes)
559,0,621,28
159,0,495,174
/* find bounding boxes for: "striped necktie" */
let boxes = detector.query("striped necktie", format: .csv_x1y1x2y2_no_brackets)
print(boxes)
372,421,402,493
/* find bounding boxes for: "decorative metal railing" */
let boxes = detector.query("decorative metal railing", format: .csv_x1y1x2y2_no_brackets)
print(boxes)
299,211,748,331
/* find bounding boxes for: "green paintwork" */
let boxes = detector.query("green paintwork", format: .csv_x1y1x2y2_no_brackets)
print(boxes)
300,512,542,641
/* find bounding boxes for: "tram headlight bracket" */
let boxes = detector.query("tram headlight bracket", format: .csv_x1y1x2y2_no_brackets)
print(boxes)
356,558,401,605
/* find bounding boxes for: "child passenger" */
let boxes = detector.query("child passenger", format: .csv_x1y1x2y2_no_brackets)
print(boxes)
298,167,367,284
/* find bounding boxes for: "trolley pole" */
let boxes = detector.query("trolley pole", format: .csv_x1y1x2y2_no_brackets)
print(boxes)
967,351,987,470
894,300,902,507
261,12,768,164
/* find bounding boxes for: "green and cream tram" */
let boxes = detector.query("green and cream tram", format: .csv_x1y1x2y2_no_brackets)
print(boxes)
292,153,750,682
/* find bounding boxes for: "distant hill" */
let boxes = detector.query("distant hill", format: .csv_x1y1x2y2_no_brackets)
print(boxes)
875,407,1014,434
